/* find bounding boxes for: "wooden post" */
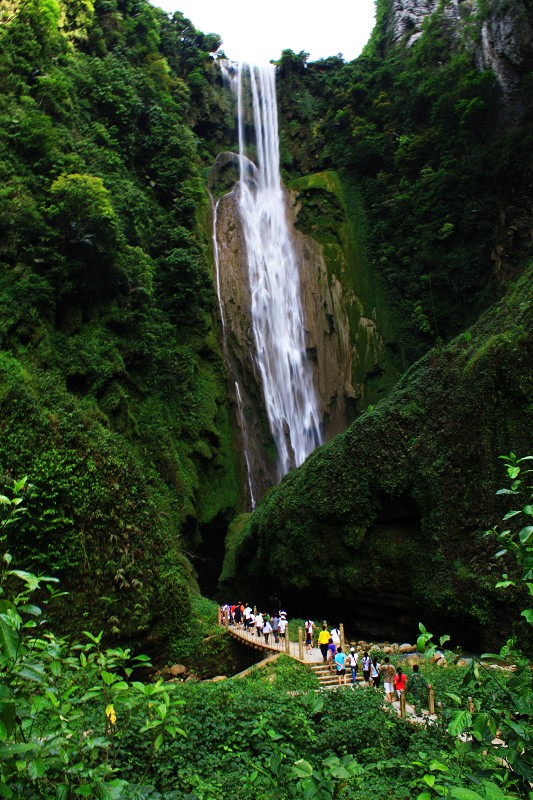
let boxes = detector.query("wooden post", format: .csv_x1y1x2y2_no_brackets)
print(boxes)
428,685,435,715
340,623,345,651
253,605,257,616
468,696,475,713
285,629,290,654
400,693,406,718
298,627,304,661
223,610,229,627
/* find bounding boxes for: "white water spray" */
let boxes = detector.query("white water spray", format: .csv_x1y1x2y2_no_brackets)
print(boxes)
220,61,322,479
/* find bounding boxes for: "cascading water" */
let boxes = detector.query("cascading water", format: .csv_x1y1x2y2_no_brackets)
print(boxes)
219,61,322,481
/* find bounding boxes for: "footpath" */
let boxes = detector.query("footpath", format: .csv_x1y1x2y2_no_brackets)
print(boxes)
226,625,438,724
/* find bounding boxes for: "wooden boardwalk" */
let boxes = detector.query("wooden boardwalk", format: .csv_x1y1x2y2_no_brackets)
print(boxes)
226,624,326,663
226,624,438,720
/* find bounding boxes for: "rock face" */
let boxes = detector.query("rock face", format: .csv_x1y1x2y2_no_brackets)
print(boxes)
210,163,394,505
477,2,533,118
387,0,466,47
387,0,533,118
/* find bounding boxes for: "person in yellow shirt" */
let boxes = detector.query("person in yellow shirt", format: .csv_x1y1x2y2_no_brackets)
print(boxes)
318,623,331,663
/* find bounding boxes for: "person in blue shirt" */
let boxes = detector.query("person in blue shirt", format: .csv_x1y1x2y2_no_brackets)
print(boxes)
334,647,347,686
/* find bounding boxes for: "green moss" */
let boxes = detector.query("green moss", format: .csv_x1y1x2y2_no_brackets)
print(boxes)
229,263,533,648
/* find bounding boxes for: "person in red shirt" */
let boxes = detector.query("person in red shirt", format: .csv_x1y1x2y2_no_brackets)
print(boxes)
394,666,407,699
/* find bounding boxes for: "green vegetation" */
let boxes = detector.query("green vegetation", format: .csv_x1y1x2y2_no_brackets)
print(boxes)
0,0,238,648
276,0,533,364
0,467,531,798
225,265,532,647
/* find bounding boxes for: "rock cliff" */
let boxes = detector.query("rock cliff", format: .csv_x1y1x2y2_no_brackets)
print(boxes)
209,163,397,506
386,0,533,114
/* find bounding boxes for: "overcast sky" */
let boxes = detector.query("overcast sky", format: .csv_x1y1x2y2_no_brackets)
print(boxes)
151,0,376,63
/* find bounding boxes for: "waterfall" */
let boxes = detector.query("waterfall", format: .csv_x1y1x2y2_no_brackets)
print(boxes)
220,61,322,480
210,195,226,346
235,381,256,509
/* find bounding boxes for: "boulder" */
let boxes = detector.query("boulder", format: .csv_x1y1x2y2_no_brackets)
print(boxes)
169,664,187,677
212,676,227,683
398,643,415,653
405,654,421,666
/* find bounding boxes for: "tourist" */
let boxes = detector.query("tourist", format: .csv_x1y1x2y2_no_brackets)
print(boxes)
334,646,347,686
243,604,252,629
370,655,380,687
348,647,359,683
379,656,396,703
271,613,280,643
318,623,330,663
330,625,341,647
407,664,430,713
361,651,371,683
233,604,242,626
278,614,287,641
327,638,337,671
394,666,407,699
248,610,255,633
255,611,263,637
263,617,272,644
305,618,315,653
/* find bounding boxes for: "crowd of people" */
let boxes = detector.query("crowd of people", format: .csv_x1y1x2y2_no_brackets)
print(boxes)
221,607,431,710
220,602,288,644
313,622,431,708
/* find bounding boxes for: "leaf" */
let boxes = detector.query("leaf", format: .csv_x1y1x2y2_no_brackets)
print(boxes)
291,759,314,778
482,782,507,800
429,760,448,772
448,710,472,736
18,605,41,617
448,789,483,800
331,765,352,779
520,609,533,625
444,692,462,705
423,774,435,787
75,784,93,797
111,681,128,692
502,510,521,520
0,614,19,662
518,526,533,545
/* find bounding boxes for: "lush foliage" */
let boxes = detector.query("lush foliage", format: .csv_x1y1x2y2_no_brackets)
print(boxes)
443,454,533,795
276,0,533,364
224,262,533,648
0,0,238,645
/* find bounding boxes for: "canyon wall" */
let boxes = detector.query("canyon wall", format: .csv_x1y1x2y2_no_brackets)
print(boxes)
210,162,398,505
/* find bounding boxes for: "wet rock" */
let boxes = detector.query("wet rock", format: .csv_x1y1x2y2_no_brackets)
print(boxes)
398,643,415,653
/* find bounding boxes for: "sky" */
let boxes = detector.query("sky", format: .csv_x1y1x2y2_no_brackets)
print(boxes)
151,0,376,64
